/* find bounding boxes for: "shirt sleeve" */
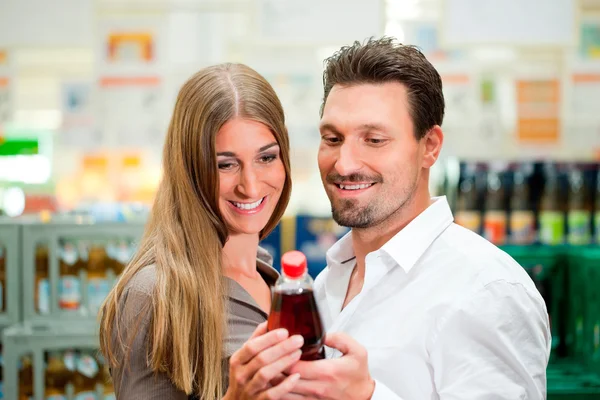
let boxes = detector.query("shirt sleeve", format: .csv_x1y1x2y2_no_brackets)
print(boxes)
430,280,551,400
111,287,188,400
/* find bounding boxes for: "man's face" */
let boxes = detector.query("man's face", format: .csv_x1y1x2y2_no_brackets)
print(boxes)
318,82,425,229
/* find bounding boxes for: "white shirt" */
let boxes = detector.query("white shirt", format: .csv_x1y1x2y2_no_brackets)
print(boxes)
315,196,551,399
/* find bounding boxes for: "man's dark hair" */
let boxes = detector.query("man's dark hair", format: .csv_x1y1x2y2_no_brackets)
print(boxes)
321,36,445,140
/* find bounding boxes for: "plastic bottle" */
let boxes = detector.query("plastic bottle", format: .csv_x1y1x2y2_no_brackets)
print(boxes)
267,251,325,360
509,166,535,245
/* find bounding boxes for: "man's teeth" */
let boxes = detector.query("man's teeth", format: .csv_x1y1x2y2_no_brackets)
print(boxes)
233,198,263,210
339,183,373,190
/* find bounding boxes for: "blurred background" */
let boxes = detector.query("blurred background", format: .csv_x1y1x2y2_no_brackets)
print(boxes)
0,0,599,398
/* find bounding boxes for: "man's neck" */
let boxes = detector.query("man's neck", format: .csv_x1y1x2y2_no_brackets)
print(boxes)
351,188,432,271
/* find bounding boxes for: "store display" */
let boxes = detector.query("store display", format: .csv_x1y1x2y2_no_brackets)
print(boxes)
453,161,600,246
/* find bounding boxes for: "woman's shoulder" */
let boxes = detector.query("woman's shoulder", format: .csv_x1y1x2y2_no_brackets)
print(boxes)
117,265,157,321
125,264,158,296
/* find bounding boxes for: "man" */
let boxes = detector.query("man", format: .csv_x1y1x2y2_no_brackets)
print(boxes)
286,37,551,399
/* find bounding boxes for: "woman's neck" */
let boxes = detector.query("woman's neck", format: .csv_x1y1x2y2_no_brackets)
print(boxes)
222,233,260,278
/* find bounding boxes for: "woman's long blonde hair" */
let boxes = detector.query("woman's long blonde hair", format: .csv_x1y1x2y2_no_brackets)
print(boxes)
99,63,291,399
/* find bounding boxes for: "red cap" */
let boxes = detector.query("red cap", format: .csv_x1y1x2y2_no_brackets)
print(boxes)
281,250,307,278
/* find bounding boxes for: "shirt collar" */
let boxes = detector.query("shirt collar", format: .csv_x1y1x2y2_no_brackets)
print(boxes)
325,196,454,273
256,246,279,285
381,196,454,273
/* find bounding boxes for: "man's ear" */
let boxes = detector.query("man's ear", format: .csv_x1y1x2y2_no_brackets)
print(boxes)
422,125,443,169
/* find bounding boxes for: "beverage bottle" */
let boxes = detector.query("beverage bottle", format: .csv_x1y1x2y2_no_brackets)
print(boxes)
267,251,325,361
567,166,592,245
454,171,481,234
73,350,100,400
59,240,81,310
86,242,109,314
509,166,535,245
539,164,565,245
113,239,133,275
45,351,71,400
98,356,116,400
35,244,50,314
483,164,508,245
19,355,33,400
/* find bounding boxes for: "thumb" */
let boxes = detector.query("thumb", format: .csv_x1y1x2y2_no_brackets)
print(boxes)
323,332,360,356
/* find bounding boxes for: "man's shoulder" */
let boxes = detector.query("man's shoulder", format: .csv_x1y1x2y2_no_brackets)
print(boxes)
436,223,539,296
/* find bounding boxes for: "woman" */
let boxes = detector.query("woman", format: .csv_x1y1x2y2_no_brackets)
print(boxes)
99,63,304,399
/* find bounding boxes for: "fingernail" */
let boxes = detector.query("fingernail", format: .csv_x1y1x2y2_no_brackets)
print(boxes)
291,373,301,382
292,335,304,346
292,349,302,359
277,329,289,339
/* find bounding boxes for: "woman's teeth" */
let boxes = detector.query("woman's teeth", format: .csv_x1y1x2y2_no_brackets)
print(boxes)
232,198,264,210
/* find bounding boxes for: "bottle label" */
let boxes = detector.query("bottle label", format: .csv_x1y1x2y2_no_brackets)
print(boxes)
59,243,78,266
115,241,132,264
73,393,96,400
539,211,565,245
483,211,507,245
568,210,591,245
510,211,535,244
64,351,76,371
104,394,116,400
77,241,89,262
454,211,481,233
38,278,50,314
46,395,67,400
59,276,81,310
88,278,110,313
77,354,99,378
106,241,116,260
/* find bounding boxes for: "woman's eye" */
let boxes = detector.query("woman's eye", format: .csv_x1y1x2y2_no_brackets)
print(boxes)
259,154,277,163
218,162,236,170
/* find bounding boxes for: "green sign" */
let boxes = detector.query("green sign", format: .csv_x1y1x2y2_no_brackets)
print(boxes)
0,138,39,156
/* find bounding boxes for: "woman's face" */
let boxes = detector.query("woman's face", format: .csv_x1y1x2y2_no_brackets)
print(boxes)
216,118,286,236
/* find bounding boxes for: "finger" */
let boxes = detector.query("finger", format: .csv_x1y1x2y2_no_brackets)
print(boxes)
323,332,359,356
270,372,288,387
231,328,289,366
284,378,330,399
247,349,302,394
259,373,301,400
287,360,331,380
247,335,303,372
250,321,269,339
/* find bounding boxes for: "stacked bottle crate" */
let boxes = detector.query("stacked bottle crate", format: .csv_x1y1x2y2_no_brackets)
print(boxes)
2,216,144,400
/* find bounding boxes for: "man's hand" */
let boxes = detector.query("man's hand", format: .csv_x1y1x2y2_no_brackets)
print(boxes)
283,332,375,400
224,322,303,400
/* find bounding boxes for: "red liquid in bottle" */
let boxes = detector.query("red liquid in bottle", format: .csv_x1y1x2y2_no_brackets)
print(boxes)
267,251,325,360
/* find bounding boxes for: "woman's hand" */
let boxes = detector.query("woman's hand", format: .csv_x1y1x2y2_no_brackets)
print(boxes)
224,322,303,400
